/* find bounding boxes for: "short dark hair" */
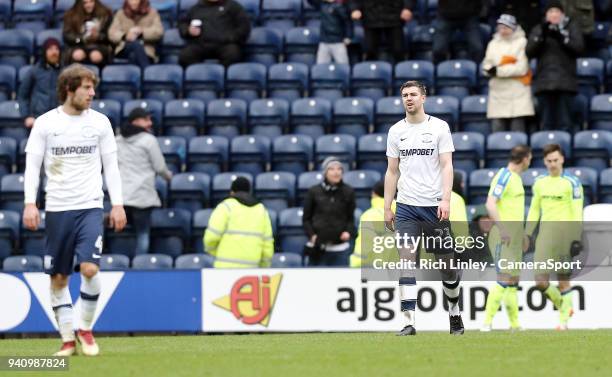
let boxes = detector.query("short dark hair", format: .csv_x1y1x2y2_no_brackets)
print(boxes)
542,143,565,158
509,145,532,164
372,180,384,197
400,80,427,96
57,64,98,103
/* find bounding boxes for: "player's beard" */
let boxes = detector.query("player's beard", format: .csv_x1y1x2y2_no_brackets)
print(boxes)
70,96,91,112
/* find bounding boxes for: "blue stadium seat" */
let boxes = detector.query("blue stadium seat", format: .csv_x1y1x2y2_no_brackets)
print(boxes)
2,255,42,272
529,131,572,167
0,29,34,69
0,0,11,27
0,101,27,142
268,62,309,101
576,58,604,99
278,207,307,254
21,210,45,256
607,59,612,92
284,27,319,65
103,0,123,12
91,99,121,129
132,254,174,270
423,96,459,128
156,136,186,173
315,134,356,167
267,208,278,235
0,173,24,211
310,63,350,102
226,62,267,103
236,0,260,21
142,64,183,102
178,0,197,17
13,0,52,33
375,97,403,133
105,220,136,257
332,97,374,137
351,61,392,101
468,169,499,204
521,168,548,204
160,28,185,64
156,175,168,207
169,172,211,213
344,170,382,211
175,253,215,269
17,139,26,173
452,132,484,174
436,60,477,100
211,172,253,205
191,208,213,253
99,254,130,271
150,208,191,258
100,64,141,103
0,136,16,178
184,63,224,103
272,134,313,175
230,135,271,176
290,97,332,139
0,64,15,101
261,0,301,32
297,171,323,205
53,0,72,25
599,168,612,203
589,94,612,131
255,171,296,212
460,95,489,135
163,99,205,138
206,98,247,138
123,99,163,134
565,167,598,205
573,130,612,172
466,204,487,221
357,133,387,175
150,0,178,28
271,252,302,267
0,210,19,261
410,24,435,61
486,132,528,168
245,27,283,66
248,98,289,138
394,60,435,91
187,136,229,176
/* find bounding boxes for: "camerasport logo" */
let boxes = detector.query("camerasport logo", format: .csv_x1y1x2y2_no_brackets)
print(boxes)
213,274,283,326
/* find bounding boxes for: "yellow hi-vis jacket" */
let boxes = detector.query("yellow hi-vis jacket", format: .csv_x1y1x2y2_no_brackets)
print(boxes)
450,191,469,238
204,197,274,268
350,197,394,268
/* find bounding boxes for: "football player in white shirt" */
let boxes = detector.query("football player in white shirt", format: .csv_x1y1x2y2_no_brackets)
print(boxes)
384,81,464,336
22,64,127,356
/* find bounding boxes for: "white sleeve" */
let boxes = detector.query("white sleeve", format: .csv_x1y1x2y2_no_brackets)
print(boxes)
99,116,118,155
386,128,399,158
24,153,43,204
24,117,46,156
438,123,455,154
102,152,123,206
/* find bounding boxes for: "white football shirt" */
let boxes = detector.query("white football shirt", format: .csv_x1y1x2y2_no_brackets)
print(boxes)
386,115,455,206
25,106,117,212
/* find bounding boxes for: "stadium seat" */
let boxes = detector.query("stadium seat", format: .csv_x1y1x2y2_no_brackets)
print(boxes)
156,136,187,174
565,167,598,205
13,0,52,33
435,60,477,100
290,97,332,139
0,29,34,69
163,99,205,138
0,210,19,261
573,130,612,172
466,204,487,221
0,64,15,102
333,97,374,137
284,27,319,65
211,172,253,205
576,58,604,99
175,253,215,269
184,63,225,104
272,134,313,175
105,221,136,257
99,254,130,271
191,208,213,253
156,175,168,207
271,252,302,267
468,169,500,204
255,171,296,212
187,136,229,176
245,27,283,66
310,63,350,102
607,59,612,92
142,64,183,102
17,139,26,173
21,210,45,256
0,173,24,211
2,255,42,272
529,131,572,167
226,62,267,103
150,0,177,28
132,254,174,270
169,173,211,213
123,99,163,133
460,95,489,135
178,0,197,18
0,0,8,28
394,60,435,91
589,94,612,131
160,28,185,64
301,0,320,26
248,98,290,138
599,168,612,203
343,170,382,211
297,171,323,205
0,101,28,142
375,97,404,133
268,62,309,101
521,168,548,204
261,0,301,32
410,24,435,61
100,64,141,103
230,135,271,176
150,208,191,258
486,132,529,168
351,61,392,101
278,207,307,254
0,136,16,178
357,133,387,176
315,134,356,167
452,132,484,174
91,99,121,129
423,96,459,128
206,99,247,138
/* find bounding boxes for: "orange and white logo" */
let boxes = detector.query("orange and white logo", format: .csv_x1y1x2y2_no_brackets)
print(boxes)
213,274,282,327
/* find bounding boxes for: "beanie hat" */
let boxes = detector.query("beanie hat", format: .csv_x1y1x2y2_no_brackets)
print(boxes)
321,156,343,174
43,37,61,52
230,176,251,193
496,14,518,31
545,0,564,12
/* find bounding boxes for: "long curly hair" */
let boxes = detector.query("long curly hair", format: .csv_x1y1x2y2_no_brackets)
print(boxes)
64,0,112,33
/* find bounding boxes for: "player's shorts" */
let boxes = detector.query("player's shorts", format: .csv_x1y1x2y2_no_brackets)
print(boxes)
489,225,523,277
534,224,574,275
44,208,104,275
395,203,454,255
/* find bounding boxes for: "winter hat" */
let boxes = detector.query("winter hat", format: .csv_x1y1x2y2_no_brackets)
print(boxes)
43,37,61,52
545,0,564,12
230,176,251,193
321,156,343,174
496,14,517,31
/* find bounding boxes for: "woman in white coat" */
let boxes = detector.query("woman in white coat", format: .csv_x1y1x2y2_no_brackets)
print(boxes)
482,14,535,133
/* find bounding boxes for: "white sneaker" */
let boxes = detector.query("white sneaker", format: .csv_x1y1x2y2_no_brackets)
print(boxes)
77,330,99,356
480,323,492,332
53,341,77,356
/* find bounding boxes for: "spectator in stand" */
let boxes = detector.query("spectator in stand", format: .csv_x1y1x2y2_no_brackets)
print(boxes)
432,0,484,63
497,1,542,35
178,0,251,67
526,0,584,133
482,14,535,133
108,0,164,69
560,0,594,36
349,0,414,63
308,0,353,64
116,108,173,256
303,157,356,267
17,38,62,129
63,0,113,67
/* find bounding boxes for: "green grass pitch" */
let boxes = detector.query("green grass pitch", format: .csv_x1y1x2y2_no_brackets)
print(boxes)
1,331,611,377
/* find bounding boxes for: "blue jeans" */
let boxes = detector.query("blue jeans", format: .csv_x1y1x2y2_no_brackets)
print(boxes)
125,207,152,255
118,40,151,69
433,16,483,63
309,247,351,267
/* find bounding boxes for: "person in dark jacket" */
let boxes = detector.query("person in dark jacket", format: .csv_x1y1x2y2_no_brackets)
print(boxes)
17,38,62,129
308,0,353,64
432,0,484,63
303,156,356,267
526,0,584,132
62,0,113,67
349,0,414,63
178,0,251,67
